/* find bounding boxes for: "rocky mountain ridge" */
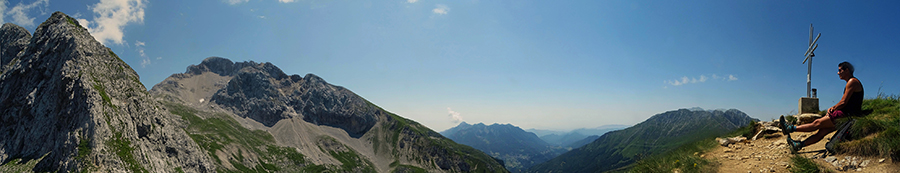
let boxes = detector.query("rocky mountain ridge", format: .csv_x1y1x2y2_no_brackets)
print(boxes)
151,57,507,172
1,12,214,172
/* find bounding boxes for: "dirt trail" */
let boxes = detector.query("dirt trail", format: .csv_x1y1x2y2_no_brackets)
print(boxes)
704,131,898,172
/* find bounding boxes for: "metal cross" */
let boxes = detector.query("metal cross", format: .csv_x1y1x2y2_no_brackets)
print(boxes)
803,24,821,97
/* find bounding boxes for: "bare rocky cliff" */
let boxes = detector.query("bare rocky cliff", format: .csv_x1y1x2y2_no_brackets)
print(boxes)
0,12,214,172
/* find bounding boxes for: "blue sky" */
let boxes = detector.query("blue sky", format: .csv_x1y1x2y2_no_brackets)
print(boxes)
3,0,899,131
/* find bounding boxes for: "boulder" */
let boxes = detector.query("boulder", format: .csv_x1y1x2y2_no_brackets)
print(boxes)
752,121,782,140
716,136,747,146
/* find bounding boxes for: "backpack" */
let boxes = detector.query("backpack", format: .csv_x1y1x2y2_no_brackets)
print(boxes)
825,119,856,155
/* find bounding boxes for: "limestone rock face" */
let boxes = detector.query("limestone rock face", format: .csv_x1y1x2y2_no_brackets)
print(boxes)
0,12,214,172
1,23,31,69
166,57,380,137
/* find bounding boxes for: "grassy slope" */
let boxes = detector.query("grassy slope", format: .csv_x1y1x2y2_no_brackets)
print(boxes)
528,110,752,173
366,100,509,172
836,95,900,157
163,100,506,172
626,121,756,173
164,102,373,172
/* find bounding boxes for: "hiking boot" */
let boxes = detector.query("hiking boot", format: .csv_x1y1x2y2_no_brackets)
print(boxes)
787,137,803,153
779,115,792,135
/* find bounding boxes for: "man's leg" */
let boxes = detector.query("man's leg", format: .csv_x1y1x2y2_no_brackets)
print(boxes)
801,127,837,147
795,114,836,132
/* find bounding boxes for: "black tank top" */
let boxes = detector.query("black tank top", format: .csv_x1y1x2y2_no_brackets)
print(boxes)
841,78,864,114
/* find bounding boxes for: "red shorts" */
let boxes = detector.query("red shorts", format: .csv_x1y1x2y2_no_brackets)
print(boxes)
828,110,847,119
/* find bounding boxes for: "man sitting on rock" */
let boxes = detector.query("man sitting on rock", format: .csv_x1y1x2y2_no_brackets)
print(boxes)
779,62,864,152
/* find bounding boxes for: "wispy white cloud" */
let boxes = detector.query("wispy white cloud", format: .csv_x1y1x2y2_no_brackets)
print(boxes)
77,0,147,45
2,0,50,27
134,40,153,68
728,75,738,81
447,107,464,123
258,15,266,19
141,57,150,68
223,0,249,5
407,0,419,3
278,0,296,3
433,4,449,15
665,74,737,87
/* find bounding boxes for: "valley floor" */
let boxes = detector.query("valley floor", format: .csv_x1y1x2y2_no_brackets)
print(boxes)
705,131,898,172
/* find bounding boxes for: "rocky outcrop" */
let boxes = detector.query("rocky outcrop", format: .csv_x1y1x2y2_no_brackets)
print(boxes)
1,23,31,70
0,12,214,172
161,57,379,137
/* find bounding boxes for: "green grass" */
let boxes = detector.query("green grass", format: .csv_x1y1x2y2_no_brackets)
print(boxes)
266,145,306,165
328,150,375,172
393,164,427,173
65,16,85,29
834,95,900,157
366,99,505,172
75,137,91,161
786,115,799,125
0,158,42,173
789,156,823,173
166,102,274,155
76,136,95,172
91,82,116,109
628,121,756,173
108,131,148,173
164,102,325,172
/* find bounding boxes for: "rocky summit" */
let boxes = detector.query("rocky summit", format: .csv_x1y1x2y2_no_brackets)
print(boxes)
2,12,506,172
1,12,214,172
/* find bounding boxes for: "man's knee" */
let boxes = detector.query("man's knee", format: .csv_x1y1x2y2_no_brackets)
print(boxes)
811,118,825,126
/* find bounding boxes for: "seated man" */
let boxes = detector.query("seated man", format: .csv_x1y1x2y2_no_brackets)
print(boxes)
780,62,863,152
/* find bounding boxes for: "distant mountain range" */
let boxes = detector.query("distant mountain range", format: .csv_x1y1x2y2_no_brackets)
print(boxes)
528,108,758,173
526,124,630,137
440,122,567,172
527,124,628,148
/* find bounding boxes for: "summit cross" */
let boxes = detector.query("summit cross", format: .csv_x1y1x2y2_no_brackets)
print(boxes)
803,24,821,97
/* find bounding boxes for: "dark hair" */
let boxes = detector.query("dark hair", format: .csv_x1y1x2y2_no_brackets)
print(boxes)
838,61,854,74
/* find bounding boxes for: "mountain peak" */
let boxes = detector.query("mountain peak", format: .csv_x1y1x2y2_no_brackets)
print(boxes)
186,56,236,75
1,23,31,66
2,12,214,172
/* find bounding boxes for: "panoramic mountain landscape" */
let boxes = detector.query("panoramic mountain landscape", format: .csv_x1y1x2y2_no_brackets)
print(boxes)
0,12,506,172
440,122,566,172
3,1,900,173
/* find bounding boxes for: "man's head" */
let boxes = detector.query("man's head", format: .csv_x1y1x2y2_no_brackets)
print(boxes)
838,61,854,79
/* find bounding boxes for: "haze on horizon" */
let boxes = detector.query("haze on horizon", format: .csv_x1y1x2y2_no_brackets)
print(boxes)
3,0,899,131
